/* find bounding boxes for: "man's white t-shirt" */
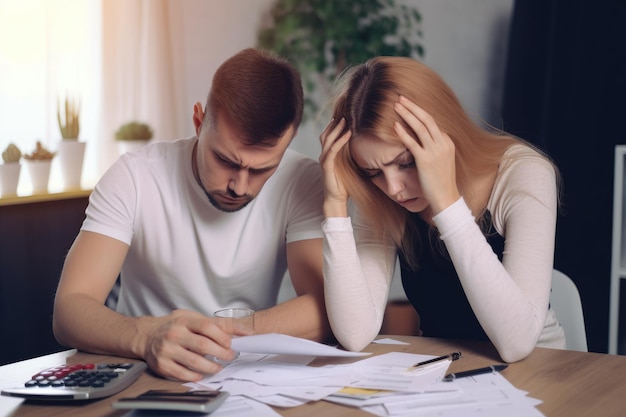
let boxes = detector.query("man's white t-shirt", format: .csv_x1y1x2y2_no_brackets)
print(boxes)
82,137,324,317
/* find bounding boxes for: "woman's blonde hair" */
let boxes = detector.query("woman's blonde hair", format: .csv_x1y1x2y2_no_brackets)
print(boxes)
329,56,522,268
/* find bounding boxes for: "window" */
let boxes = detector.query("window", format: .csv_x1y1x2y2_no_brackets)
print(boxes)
0,0,101,193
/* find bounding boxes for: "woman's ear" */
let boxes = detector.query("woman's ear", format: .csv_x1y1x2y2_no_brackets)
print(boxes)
192,102,205,136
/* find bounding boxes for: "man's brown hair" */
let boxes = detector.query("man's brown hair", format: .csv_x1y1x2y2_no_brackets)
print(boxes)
206,48,303,146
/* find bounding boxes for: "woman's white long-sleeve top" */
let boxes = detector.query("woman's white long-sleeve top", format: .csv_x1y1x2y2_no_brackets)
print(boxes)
322,145,566,361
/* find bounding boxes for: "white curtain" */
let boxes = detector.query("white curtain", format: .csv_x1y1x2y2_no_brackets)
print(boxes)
0,0,101,191
99,0,187,178
0,0,188,192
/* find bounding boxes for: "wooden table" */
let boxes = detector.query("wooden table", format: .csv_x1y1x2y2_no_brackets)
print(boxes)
1,335,625,417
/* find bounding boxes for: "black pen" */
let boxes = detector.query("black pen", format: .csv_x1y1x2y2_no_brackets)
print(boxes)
410,351,462,369
443,364,508,381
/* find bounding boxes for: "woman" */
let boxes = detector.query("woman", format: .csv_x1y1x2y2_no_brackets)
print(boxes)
320,56,566,362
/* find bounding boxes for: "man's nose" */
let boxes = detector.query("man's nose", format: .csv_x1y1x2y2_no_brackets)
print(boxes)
229,169,249,196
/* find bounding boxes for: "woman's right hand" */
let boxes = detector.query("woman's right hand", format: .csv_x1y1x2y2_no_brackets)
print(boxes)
319,118,352,218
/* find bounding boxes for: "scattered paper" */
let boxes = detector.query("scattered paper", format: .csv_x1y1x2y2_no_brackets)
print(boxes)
374,338,411,345
182,347,545,417
231,333,372,357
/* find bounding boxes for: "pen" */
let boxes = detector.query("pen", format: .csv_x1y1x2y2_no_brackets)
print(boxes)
410,351,462,369
443,364,508,381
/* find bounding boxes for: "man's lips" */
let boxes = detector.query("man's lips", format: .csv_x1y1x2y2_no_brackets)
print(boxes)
219,195,242,203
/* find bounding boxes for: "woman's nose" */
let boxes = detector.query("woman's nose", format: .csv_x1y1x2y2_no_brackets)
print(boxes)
385,174,405,197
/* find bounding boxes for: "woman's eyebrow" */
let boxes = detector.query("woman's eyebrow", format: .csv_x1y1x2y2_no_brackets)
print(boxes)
381,149,411,167
359,150,410,171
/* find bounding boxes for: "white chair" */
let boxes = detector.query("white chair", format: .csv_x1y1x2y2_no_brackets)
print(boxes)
550,269,588,352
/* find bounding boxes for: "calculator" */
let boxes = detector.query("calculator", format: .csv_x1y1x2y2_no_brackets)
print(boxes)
1,362,147,400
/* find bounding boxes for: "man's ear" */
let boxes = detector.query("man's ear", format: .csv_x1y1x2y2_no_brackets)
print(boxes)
192,102,205,136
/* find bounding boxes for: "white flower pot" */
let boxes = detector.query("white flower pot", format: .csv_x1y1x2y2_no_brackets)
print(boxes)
117,139,151,156
0,162,21,196
25,159,52,193
57,140,86,190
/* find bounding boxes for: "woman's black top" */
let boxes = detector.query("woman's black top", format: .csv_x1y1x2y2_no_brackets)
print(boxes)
400,211,504,341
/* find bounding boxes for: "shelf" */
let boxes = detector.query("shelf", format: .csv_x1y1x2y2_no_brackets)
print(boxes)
0,188,91,206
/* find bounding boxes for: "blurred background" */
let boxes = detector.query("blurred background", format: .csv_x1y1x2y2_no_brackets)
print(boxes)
0,0,512,191
1,0,625,359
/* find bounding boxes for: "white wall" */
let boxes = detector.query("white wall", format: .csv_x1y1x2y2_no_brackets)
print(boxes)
176,0,514,154
174,0,275,138
175,0,515,302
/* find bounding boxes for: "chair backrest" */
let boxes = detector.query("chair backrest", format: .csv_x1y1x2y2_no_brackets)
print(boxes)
550,269,588,352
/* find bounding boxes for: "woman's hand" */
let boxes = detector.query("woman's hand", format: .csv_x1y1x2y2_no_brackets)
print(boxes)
393,96,460,215
319,118,352,218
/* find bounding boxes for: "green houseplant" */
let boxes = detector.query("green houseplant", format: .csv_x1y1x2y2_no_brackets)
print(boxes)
257,0,424,118
57,97,80,140
56,96,86,190
0,143,23,196
115,121,154,141
23,141,56,193
115,121,154,155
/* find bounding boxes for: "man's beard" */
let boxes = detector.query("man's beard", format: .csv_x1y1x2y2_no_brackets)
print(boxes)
204,189,254,213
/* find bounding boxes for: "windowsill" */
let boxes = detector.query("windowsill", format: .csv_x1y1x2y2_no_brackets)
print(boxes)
0,188,92,206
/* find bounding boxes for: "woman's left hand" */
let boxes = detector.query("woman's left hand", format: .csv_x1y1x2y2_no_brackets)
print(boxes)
393,95,460,214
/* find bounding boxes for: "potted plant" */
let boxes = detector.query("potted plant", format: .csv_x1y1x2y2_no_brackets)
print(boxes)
0,143,22,196
56,96,86,189
115,121,154,155
257,0,425,120
23,141,56,193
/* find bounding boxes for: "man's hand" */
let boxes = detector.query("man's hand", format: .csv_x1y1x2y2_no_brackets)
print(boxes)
141,309,237,381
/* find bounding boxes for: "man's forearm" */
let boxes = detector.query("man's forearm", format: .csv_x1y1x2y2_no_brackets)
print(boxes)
254,294,331,342
53,293,152,359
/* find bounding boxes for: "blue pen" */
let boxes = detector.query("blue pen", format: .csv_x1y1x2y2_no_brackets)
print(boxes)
443,364,508,381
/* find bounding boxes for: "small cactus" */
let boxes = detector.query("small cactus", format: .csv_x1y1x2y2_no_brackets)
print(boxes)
115,121,153,141
23,141,56,160
58,97,80,139
2,143,22,163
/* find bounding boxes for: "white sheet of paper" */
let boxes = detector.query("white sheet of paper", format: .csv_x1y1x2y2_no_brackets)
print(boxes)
373,337,411,345
372,371,545,417
231,333,371,357
347,360,451,392
211,396,283,417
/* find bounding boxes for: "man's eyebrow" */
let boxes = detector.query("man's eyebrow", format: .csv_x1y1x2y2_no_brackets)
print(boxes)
213,149,278,171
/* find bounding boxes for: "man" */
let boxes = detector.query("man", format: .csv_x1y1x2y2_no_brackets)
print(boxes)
53,48,330,382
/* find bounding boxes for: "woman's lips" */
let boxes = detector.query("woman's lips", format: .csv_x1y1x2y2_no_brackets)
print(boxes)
397,197,418,206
